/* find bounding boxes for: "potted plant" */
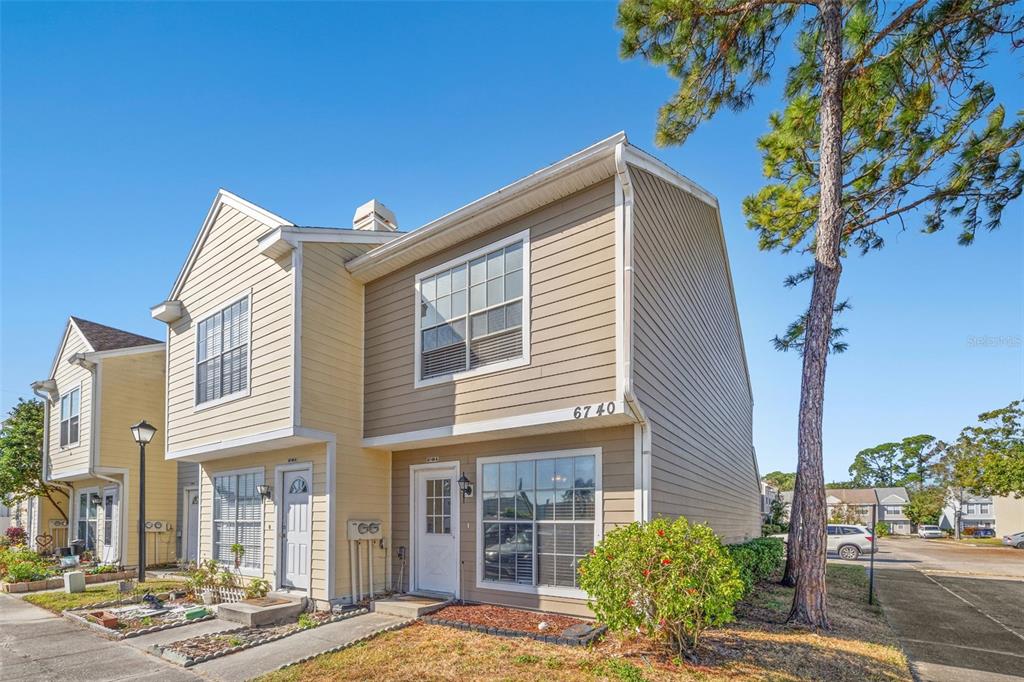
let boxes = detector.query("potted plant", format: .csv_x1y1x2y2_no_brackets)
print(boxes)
230,543,245,569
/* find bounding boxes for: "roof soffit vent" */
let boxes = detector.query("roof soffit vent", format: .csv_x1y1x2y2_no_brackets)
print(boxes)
353,199,398,232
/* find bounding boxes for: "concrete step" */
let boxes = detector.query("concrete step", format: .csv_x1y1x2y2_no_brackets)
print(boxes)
373,594,449,618
217,592,307,627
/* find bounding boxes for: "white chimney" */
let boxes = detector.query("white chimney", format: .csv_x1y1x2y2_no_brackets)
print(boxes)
353,199,398,232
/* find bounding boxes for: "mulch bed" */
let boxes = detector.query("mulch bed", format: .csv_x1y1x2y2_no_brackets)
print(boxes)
423,603,605,646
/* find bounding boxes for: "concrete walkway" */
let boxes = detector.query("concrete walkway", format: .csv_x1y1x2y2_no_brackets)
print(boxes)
0,593,198,681
190,611,409,681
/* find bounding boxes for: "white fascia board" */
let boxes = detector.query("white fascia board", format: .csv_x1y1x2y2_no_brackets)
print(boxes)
150,300,183,323
361,404,631,451
81,343,165,362
259,225,399,259
621,146,718,208
48,319,93,379
165,425,335,462
346,132,628,282
168,188,294,301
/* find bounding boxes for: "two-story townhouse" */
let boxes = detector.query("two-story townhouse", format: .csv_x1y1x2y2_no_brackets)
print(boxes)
152,132,761,615
28,317,177,567
761,481,781,522
874,487,910,534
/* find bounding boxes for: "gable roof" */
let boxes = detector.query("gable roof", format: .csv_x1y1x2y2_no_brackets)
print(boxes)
70,317,161,352
826,488,878,505
167,189,294,300
874,487,910,504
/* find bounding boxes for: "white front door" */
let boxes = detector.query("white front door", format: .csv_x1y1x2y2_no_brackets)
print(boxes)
281,468,311,590
184,488,199,563
100,486,119,563
413,464,459,596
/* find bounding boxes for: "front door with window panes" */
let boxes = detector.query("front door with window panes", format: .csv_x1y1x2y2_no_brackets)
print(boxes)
413,466,458,595
100,486,119,563
76,489,98,552
481,454,596,591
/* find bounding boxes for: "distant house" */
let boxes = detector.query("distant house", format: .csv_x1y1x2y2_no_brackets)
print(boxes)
939,492,1024,536
778,486,912,534
760,481,781,522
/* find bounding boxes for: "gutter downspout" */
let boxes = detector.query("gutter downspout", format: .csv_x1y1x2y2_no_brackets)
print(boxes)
614,143,652,523
30,381,68,547
69,354,124,566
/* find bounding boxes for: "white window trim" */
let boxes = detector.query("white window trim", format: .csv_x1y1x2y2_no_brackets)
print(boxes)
474,447,602,600
413,229,531,389
210,465,265,578
59,384,82,449
193,290,253,412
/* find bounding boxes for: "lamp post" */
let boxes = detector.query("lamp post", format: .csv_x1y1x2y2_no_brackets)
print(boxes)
130,420,157,583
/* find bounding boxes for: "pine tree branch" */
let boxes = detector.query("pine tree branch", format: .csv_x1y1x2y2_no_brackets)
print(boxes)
842,0,928,75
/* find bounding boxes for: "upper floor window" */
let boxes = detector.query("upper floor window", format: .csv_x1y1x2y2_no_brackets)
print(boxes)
60,388,80,446
884,505,902,515
196,295,250,406
415,231,529,386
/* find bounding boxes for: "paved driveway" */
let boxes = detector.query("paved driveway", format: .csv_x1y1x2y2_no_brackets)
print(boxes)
0,593,199,681
874,538,1024,682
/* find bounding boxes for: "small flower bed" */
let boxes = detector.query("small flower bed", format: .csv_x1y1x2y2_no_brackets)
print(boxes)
158,608,369,667
422,604,604,646
65,590,214,639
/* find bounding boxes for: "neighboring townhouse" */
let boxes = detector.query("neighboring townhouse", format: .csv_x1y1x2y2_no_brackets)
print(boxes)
939,492,1024,535
760,481,780,522
875,487,911,534
28,317,178,566
151,132,761,615
781,486,912,534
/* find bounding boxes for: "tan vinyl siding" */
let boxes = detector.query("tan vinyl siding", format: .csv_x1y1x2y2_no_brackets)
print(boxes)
197,445,329,602
49,327,93,478
364,180,618,438
630,167,760,543
166,205,294,452
97,351,175,567
300,242,389,600
391,426,634,617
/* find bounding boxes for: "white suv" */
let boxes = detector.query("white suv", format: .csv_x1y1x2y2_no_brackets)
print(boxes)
827,524,875,560
918,525,944,538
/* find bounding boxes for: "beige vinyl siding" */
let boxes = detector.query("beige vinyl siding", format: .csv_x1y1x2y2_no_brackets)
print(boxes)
364,180,619,438
97,351,176,567
49,327,93,478
630,167,760,543
166,205,294,452
391,425,634,617
299,242,389,599
198,445,329,602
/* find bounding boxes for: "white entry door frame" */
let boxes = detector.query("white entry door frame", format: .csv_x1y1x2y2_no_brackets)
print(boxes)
274,462,314,592
182,487,199,563
409,461,461,599
100,485,120,564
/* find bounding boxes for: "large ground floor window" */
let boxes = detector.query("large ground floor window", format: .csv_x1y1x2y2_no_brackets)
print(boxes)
479,450,599,592
76,489,97,551
212,469,263,573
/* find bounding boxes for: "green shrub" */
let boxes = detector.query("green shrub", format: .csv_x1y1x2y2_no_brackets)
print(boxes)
577,517,744,655
0,547,52,582
873,522,890,538
297,612,317,629
726,537,785,595
243,577,271,599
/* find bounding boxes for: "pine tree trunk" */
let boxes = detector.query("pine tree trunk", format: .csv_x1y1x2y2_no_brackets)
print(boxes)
781,474,801,587
787,0,844,630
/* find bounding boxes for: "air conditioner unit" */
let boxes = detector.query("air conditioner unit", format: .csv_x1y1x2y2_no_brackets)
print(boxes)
347,519,383,540
144,520,171,533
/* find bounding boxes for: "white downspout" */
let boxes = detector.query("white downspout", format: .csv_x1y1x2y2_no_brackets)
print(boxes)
31,381,70,548
615,143,652,523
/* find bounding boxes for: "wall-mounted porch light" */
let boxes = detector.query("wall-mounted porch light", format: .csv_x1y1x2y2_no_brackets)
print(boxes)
457,473,473,498
256,484,273,501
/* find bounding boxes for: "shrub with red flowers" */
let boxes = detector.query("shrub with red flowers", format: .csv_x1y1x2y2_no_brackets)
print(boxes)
577,516,743,656
5,526,27,545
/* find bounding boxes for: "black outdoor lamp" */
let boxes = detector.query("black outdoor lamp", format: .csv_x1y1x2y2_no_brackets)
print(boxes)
130,419,157,583
256,484,273,501
457,473,473,498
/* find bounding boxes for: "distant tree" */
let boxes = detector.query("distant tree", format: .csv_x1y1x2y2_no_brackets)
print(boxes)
904,486,945,528
0,399,69,522
766,497,788,528
955,401,1024,498
828,502,862,525
849,443,903,487
936,442,985,540
763,471,797,491
897,435,946,492
619,0,1023,629
825,480,858,489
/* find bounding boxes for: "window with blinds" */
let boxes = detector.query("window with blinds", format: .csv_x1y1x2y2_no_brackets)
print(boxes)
481,453,596,590
417,236,527,383
60,388,80,446
196,295,250,405
212,470,263,571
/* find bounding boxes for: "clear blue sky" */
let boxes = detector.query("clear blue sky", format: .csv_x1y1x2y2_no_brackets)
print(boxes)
2,2,1021,482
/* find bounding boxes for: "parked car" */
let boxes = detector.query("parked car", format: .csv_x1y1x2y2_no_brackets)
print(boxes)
1003,531,1024,549
918,525,944,538
828,525,875,559
971,528,996,538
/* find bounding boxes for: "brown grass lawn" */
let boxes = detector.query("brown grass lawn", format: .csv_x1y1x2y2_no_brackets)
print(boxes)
259,565,910,682
21,579,184,614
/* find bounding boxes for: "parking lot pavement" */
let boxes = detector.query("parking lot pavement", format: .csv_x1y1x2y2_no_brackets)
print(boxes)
874,539,1024,682
0,593,200,681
